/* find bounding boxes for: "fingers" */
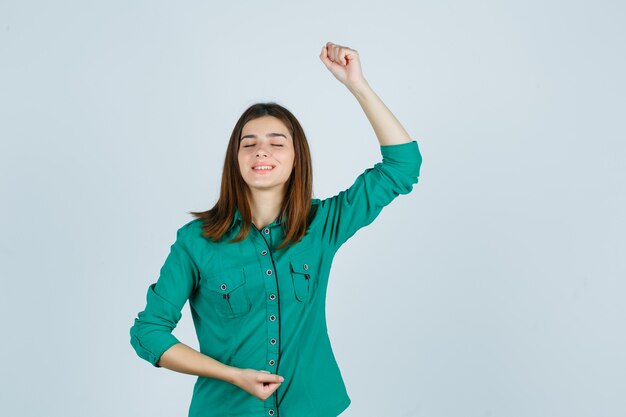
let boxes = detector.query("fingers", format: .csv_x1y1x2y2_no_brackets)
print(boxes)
320,42,356,66
325,42,343,64
257,370,285,383
319,44,332,69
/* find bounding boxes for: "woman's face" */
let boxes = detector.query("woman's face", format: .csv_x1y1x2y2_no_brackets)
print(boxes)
238,116,295,194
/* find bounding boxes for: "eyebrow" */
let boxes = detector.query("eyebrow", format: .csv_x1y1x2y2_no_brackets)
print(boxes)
240,133,288,141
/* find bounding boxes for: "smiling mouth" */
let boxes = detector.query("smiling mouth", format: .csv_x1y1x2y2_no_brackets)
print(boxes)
252,166,275,173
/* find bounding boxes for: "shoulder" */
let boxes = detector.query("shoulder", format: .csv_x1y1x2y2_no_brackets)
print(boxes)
175,218,204,242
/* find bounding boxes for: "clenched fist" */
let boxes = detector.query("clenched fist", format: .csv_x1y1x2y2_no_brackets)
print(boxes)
232,368,285,401
320,41,367,90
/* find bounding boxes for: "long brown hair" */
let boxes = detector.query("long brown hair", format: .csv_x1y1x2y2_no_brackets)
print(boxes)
189,102,314,250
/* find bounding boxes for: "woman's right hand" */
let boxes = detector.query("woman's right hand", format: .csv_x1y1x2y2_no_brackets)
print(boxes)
232,368,285,401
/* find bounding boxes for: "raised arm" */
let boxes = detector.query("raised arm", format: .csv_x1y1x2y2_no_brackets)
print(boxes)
317,42,423,251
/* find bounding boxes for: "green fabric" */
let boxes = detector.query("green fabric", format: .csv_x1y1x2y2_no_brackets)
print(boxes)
130,140,422,417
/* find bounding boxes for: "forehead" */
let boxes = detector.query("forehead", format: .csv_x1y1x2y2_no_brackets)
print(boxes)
241,116,290,136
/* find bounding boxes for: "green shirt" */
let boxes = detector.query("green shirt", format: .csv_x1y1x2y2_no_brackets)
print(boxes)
130,140,422,417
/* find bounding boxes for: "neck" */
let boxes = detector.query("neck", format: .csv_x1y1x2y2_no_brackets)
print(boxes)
248,188,284,229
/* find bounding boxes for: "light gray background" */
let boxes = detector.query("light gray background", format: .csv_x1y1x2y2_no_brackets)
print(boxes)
1,1,624,416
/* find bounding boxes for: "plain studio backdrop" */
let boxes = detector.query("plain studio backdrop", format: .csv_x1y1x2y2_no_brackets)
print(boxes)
1,1,624,416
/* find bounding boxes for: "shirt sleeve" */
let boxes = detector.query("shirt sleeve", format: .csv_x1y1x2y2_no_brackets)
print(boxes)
129,225,199,367
319,140,423,251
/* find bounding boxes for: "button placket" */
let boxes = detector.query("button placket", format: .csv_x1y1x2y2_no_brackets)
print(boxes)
253,225,280,400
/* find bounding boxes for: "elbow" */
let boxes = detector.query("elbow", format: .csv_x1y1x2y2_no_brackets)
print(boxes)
129,319,180,368
129,320,159,367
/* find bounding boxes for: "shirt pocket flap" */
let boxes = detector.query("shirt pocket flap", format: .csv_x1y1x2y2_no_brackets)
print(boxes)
289,252,312,275
202,267,247,294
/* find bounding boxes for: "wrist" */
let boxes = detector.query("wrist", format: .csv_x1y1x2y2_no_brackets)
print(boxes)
225,365,242,385
347,79,372,98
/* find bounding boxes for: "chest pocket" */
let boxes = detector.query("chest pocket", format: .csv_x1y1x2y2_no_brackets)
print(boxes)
289,250,314,302
201,267,251,318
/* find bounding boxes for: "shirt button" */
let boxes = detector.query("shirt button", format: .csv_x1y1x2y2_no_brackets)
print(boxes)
269,315,276,321
266,269,272,276
269,294,276,300
220,283,227,290
268,410,275,416
261,249,268,255
270,338,276,345
303,263,308,270
264,228,270,235
269,359,275,366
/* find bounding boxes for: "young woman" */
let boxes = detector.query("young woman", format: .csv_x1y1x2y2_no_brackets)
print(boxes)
130,41,423,417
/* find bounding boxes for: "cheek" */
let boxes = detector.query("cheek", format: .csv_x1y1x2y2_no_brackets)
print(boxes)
284,149,295,164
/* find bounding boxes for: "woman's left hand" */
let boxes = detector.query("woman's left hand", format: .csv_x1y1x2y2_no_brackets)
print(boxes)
319,42,367,90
